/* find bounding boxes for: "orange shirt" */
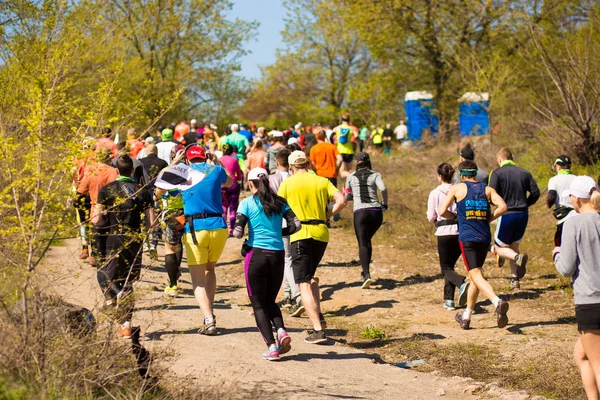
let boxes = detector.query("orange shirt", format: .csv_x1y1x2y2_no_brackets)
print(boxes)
77,163,119,204
247,149,266,170
174,122,190,142
310,142,339,179
127,139,144,158
96,137,117,157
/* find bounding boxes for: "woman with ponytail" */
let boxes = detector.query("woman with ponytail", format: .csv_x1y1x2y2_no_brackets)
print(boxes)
233,167,302,361
553,176,600,398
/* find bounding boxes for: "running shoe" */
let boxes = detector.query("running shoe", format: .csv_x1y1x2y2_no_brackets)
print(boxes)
495,299,510,329
199,316,217,336
277,329,292,355
262,345,280,361
319,313,327,329
361,274,372,289
458,281,470,307
454,311,471,330
304,330,327,344
290,300,305,317
514,253,528,279
88,256,98,268
79,248,89,260
280,297,293,309
443,300,456,310
118,325,132,339
509,278,520,290
164,284,179,297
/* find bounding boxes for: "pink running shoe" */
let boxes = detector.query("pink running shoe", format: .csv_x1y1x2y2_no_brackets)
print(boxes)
277,329,292,355
262,345,280,361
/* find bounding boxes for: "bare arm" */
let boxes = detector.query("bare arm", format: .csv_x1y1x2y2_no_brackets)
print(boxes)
438,186,458,219
487,187,507,221
328,191,347,218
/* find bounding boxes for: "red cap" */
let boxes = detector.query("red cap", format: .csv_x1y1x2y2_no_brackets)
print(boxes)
186,145,206,160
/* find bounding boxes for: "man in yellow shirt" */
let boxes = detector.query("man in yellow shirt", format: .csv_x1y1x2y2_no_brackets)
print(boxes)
278,150,347,344
333,112,358,179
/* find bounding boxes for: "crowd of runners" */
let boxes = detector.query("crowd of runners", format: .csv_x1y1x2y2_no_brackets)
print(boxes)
72,114,600,396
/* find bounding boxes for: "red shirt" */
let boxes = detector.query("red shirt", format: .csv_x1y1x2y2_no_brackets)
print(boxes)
127,139,144,158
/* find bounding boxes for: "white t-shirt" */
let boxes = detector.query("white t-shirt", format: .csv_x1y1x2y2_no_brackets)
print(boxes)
548,173,577,224
394,124,407,140
156,141,177,165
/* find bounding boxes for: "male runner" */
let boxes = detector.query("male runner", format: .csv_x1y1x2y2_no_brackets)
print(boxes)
96,155,155,338
265,131,285,173
126,128,144,159
156,128,178,164
394,120,407,144
382,123,394,154
223,124,250,160
278,151,347,343
488,148,540,289
309,129,342,186
547,155,577,246
452,144,488,184
96,128,117,157
333,113,358,179
439,160,509,330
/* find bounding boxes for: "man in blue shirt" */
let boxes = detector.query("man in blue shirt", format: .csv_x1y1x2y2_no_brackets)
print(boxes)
239,123,253,143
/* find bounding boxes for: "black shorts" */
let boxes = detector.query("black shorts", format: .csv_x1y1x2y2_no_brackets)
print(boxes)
341,154,354,164
576,303,600,331
291,238,328,284
459,241,489,271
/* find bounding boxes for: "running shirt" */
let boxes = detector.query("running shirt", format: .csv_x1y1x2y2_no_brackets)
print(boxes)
77,163,119,204
237,196,290,251
548,172,577,224
182,163,228,232
359,127,369,141
334,124,356,155
456,181,491,243
156,141,177,165
371,128,383,144
488,163,540,213
345,169,386,212
127,139,144,159
97,178,153,234
220,154,243,185
265,143,284,173
394,124,407,141
310,142,339,179
223,133,250,159
427,183,458,236
278,172,338,243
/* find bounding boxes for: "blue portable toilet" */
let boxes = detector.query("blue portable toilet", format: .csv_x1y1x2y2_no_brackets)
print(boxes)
459,92,490,137
404,91,439,141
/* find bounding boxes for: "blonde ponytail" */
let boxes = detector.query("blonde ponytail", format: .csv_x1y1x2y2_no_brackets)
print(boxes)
591,189,600,211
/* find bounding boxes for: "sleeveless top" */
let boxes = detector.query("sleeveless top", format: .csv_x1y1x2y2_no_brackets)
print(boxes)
457,181,491,243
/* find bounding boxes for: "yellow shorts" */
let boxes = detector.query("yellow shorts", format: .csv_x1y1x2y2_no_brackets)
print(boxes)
183,229,228,265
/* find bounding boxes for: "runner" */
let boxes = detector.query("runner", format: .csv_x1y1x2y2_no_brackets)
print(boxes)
265,131,285,173
136,137,155,160
370,125,384,154
233,167,301,361
382,123,393,155
358,125,369,152
96,155,155,338
452,144,488,184
220,144,243,236
126,128,144,159
181,145,233,335
345,152,388,289
333,113,358,179
77,148,119,268
553,176,600,399
488,148,540,289
394,120,407,144
268,149,303,316
223,124,250,160
73,138,95,260
247,140,266,170
96,128,117,157
427,163,469,310
309,129,342,186
174,119,191,142
438,160,509,330
239,123,253,143
278,151,347,343
113,141,148,185
156,128,178,165
547,155,577,246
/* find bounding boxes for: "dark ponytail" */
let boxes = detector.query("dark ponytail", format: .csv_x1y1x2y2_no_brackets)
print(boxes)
252,175,286,215
437,162,455,183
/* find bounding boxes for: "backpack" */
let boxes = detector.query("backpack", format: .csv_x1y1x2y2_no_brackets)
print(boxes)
338,127,351,145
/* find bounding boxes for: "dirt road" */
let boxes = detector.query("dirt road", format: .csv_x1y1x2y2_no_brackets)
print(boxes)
41,237,479,400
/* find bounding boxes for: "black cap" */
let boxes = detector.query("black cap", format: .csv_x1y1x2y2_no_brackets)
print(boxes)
459,145,475,161
356,152,370,163
554,155,571,167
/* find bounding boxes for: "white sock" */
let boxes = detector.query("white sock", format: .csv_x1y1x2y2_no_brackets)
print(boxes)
277,327,285,335
121,321,130,329
463,308,472,320
492,297,501,307
204,315,214,324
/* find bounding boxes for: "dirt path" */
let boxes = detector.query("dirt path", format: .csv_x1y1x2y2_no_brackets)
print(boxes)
41,237,480,400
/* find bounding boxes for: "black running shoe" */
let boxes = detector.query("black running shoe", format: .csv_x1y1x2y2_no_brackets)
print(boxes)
495,299,509,328
454,311,471,330
290,301,305,317
515,253,528,279
304,330,327,344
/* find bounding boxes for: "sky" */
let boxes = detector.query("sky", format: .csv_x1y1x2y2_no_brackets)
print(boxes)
228,0,287,80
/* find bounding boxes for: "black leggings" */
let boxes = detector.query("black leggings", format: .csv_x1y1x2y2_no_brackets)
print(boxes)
353,209,383,276
244,248,285,346
437,235,466,301
92,226,110,262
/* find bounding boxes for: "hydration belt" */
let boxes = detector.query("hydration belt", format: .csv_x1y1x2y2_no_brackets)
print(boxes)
185,213,223,245
300,220,326,225
435,219,458,228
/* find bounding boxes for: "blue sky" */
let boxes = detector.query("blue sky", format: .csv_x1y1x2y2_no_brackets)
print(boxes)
229,0,287,80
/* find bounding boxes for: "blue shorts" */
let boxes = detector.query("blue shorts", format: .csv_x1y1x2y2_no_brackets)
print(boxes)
494,212,529,246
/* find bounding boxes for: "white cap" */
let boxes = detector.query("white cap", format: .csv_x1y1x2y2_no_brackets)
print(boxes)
288,137,298,145
248,167,268,181
294,122,302,130
191,119,197,125
270,130,283,138
565,175,598,199
231,123,239,132
288,150,308,167
144,137,155,145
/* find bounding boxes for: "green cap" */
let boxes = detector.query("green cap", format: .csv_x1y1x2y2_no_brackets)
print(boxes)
161,129,173,140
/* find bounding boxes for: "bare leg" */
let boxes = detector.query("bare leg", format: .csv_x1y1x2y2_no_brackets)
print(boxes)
205,261,217,306
466,277,480,310
299,281,322,331
580,331,600,400
188,263,213,318
468,269,498,303
575,336,599,400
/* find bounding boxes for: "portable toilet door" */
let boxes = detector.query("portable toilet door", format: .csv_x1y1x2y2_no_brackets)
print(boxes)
404,91,439,141
459,92,490,137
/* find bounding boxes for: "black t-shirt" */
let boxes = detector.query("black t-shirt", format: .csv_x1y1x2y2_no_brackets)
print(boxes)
488,165,540,212
383,128,394,139
97,179,153,234
140,154,168,186
182,131,199,146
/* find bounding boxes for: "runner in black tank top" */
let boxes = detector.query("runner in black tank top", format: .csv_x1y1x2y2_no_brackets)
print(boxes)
438,160,511,330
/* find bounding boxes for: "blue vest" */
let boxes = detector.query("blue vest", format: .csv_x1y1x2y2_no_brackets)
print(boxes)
457,181,491,243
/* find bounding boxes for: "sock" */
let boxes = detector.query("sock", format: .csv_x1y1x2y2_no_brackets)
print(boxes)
121,321,130,329
277,327,286,335
175,245,183,265
463,308,473,320
492,296,501,307
204,315,214,324
164,254,179,287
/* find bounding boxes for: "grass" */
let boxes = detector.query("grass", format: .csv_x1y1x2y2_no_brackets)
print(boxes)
359,325,387,340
